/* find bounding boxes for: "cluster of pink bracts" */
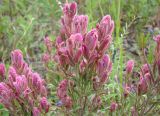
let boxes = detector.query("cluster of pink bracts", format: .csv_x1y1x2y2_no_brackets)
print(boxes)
47,2,114,109
0,50,49,115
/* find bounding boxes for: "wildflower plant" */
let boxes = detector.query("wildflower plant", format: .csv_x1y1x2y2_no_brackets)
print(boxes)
43,1,114,115
0,50,49,116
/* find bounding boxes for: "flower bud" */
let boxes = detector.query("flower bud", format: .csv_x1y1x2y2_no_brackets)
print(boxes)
63,2,77,18
138,77,148,95
98,35,111,53
11,49,24,71
32,73,43,93
82,45,90,59
97,54,111,76
13,75,28,95
85,29,98,51
40,97,50,113
72,15,88,34
126,60,134,74
40,86,47,97
98,15,114,39
74,48,82,63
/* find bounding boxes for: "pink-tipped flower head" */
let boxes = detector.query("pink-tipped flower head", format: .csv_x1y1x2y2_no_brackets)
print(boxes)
63,2,77,18
32,107,40,116
85,29,98,51
110,102,118,112
32,73,43,93
11,49,24,71
13,75,28,95
67,33,83,64
97,15,114,40
72,15,88,35
126,60,134,74
0,63,5,80
138,77,148,95
97,54,111,76
98,35,111,54
8,67,17,85
57,45,71,66
40,97,50,113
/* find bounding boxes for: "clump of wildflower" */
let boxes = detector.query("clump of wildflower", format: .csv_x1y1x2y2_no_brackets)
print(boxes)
0,49,49,115
43,1,114,114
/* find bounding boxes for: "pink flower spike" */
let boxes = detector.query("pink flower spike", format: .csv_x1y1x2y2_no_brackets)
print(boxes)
14,75,28,95
72,15,88,34
74,48,82,63
8,67,17,84
11,49,24,70
0,63,5,80
98,35,111,53
40,97,50,113
82,45,90,59
85,29,98,51
138,77,148,95
99,15,114,38
63,2,77,18
126,60,134,74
